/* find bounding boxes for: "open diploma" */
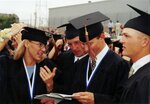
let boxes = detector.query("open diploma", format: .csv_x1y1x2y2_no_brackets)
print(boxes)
34,93,74,100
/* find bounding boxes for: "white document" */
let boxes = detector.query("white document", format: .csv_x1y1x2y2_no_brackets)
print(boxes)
34,93,74,104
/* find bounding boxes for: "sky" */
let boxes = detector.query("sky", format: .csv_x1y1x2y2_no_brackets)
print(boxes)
0,0,105,24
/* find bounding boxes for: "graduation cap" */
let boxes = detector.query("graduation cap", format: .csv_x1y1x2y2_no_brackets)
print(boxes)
57,23,79,39
124,4,150,36
69,11,109,42
69,11,109,60
21,27,51,45
52,34,63,41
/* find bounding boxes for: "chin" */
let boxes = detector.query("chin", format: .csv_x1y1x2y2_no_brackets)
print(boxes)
36,56,43,61
36,58,43,63
122,51,127,56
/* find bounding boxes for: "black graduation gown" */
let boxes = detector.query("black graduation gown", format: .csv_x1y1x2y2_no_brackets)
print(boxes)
0,55,9,104
0,47,10,57
71,50,130,104
0,55,47,104
120,62,150,104
53,50,77,94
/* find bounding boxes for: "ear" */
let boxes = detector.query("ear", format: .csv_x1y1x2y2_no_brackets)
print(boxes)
24,40,29,48
142,36,150,47
100,33,105,39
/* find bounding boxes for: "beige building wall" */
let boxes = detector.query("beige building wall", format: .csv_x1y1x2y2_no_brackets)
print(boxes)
48,0,149,32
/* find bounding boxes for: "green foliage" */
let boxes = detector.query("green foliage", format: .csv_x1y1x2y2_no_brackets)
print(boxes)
0,14,19,29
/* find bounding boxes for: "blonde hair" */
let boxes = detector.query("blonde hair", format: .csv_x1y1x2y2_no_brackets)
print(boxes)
13,40,25,60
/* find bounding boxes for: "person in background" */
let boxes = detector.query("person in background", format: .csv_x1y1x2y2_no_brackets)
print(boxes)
113,40,123,56
104,37,113,50
69,11,130,104
119,4,150,104
0,27,54,104
0,23,25,57
48,38,64,60
108,20,114,35
115,20,122,37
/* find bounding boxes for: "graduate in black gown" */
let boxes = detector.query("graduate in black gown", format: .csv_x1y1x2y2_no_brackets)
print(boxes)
119,5,150,104
53,24,88,94
0,27,53,104
68,11,130,104
39,24,88,104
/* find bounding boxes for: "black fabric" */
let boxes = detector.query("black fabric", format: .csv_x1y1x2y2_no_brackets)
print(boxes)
53,50,77,94
0,55,48,104
79,22,103,42
52,50,87,104
88,62,92,79
69,11,109,42
57,23,79,39
124,15,150,36
120,62,150,104
105,38,112,45
71,50,130,104
0,47,10,57
124,4,150,36
21,27,51,45
69,11,109,29
52,34,63,41
0,55,10,104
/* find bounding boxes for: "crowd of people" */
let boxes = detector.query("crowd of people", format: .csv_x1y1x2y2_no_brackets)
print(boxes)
107,20,123,38
0,4,149,104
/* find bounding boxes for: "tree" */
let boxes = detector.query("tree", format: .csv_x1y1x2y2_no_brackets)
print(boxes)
0,13,19,29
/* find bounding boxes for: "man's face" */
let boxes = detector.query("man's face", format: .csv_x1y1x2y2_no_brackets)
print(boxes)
25,40,46,62
87,37,102,56
120,28,143,59
67,36,87,57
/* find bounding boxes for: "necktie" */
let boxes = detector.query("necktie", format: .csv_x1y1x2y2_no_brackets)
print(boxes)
91,60,96,70
128,67,134,78
88,59,96,79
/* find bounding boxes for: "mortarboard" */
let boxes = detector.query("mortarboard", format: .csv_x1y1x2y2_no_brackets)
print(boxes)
69,11,109,60
69,11,109,42
124,4,150,36
21,27,51,45
52,34,63,41
57,23,79,39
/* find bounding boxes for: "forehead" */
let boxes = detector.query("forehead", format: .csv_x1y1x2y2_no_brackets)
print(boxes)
67,36,80,43
122,28,142,37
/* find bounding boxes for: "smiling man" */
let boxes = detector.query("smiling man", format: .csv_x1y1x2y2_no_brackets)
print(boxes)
0,27,53,104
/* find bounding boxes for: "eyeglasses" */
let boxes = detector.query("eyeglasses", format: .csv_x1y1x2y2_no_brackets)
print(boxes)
30,41,46,49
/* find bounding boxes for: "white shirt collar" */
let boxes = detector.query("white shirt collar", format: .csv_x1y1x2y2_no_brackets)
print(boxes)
94,44,109,66
74,53,88,62
132,54,150,74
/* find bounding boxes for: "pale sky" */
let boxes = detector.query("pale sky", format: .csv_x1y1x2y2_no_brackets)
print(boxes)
0,0,105,23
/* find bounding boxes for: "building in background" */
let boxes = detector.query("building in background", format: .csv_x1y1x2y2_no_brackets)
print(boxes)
48,0,149,33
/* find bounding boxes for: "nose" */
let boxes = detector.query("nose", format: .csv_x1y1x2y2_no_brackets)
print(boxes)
41,46,46,52
120,36,124,44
